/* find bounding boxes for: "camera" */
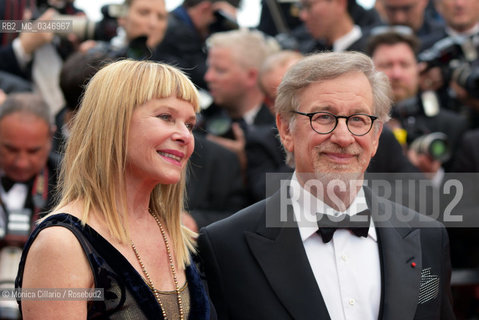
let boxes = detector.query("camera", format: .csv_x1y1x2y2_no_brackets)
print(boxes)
418,37,464,70
451,63,479,99
410,132,451,163
0,208,32,319
391,96,421,119
203,114,236,140
419,35,479,95
55,4,123,41
209,10,239,34
35,3,122,42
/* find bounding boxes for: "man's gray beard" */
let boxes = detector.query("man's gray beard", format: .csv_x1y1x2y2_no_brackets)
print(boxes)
311,143,366,186
314,171,364,187
297,171,365,197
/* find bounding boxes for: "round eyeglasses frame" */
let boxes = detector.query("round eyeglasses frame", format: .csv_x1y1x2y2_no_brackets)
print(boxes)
291,110,378,136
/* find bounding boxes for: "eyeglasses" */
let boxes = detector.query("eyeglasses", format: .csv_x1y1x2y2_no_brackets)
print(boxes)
292,111,378,136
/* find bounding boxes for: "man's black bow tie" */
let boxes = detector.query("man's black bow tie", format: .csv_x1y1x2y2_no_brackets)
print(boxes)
316,210,371,243
1,176,30,192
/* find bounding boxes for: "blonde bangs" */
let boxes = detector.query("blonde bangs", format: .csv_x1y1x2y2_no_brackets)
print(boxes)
123,61,200,114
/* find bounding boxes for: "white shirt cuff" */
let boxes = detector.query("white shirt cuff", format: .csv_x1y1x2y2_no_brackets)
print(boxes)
12,37,33,69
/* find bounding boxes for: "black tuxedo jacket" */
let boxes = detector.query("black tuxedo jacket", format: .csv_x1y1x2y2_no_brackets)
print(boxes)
186,133,249,229
451,129,479,173
198,187,455,320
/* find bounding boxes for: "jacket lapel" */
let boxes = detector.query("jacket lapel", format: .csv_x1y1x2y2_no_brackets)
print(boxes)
245,191,331,320
367,188,422,320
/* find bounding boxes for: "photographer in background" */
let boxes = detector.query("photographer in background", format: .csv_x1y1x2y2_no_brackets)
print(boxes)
418,0,479,128
375,0,444,45
421,0,479,50
83,0,167,60
291,0,370,54
368,30,468,179
0,0,113,116
0,93,58,319
152,0,240,91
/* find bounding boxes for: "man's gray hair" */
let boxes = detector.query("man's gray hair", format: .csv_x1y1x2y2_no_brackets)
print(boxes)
206,28,280,71
0,92,52,127
275,51,392,167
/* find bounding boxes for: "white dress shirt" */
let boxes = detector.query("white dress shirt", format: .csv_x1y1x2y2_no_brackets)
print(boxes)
0,181,30,238
334,25,362,53
290,173,381,320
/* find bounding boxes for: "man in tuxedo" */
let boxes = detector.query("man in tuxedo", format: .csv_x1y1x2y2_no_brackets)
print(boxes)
198,51,454,320
0,92,58,240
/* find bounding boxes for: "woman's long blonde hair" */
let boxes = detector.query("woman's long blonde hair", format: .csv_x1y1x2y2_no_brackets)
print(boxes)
54,59,199,267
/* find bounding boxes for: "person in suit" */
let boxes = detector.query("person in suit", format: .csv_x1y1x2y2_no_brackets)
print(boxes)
152,0,239,91
418,0,479,127
420,0,479,51
201,28,280,172
375,0,444,43
0,92,59,318
83,0,168,60
367,30,469,175
198,51,454,320
293,0,370,53
249,49,419,203
0,8,55,80
0,93,58,233
245,50,303,202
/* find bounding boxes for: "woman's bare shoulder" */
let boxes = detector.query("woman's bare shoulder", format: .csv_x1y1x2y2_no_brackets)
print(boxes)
23,224,93,286
20,224,93,319
23,202,94,287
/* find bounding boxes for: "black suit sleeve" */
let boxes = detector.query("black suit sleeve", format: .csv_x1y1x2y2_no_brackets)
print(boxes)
440,226,455,320
246,126,292,201
368,126,420,173
197,229,231,320
187,134,248,228
450,129,479,172
0,43,29,79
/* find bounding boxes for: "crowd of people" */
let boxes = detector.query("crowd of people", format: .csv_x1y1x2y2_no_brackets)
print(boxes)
0,0,478,318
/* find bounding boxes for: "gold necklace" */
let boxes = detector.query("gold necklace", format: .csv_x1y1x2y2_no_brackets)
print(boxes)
131,211,184,320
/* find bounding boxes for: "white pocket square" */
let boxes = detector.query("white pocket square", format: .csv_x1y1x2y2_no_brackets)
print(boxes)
418,267,439,304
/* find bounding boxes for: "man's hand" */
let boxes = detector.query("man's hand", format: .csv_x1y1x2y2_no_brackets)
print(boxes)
19,8,56,55
407,148,441,179
418,63,444,91
450,79,479,111
207,122,247,171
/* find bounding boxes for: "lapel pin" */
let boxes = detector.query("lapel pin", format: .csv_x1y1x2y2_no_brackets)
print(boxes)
411,262,416,268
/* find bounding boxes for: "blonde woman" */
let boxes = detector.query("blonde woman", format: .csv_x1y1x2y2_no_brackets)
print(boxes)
15,60,212,319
